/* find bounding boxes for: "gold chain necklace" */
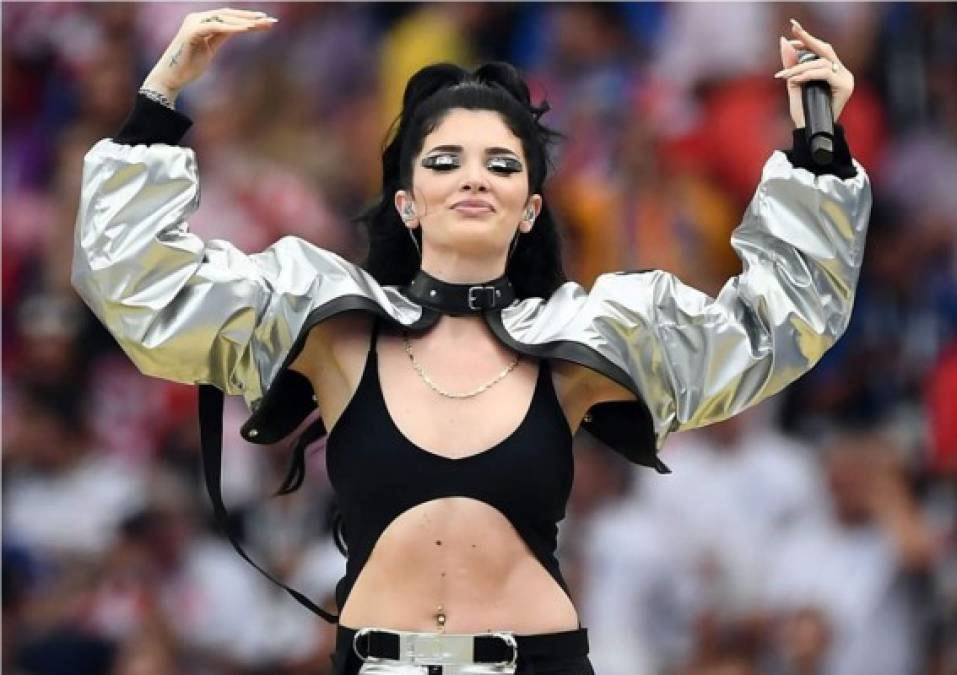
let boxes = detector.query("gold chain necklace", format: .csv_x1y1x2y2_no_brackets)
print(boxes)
402,331,520,399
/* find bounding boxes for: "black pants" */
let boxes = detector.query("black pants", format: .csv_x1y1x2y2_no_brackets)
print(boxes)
331,624,595,675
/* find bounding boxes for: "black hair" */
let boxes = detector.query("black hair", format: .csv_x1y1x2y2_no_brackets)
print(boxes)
277,64,569,528
354,61,568,299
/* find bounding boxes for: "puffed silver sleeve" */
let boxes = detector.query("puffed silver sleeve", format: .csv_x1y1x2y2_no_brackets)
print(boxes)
71,138,282,404
72,138,381,408
585,151,872,447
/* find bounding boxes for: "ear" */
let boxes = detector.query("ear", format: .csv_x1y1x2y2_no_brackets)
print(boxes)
519,194,543,234
394,190,418,229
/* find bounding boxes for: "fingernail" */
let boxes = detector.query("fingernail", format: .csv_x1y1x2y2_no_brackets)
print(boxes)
790,18,802,30
263,17,278,21
774,69,789,78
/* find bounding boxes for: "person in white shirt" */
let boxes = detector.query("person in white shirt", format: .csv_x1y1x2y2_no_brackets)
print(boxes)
762,432,937,675
581,404,825,673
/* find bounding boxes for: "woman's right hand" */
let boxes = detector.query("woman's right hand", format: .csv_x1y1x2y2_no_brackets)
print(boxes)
776,19,854,129
142,7,277,99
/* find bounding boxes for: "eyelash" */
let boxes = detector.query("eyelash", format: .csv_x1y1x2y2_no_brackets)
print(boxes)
422,154,522,174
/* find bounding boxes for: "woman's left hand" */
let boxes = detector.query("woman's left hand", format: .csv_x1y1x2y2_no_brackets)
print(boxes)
776,19,855,129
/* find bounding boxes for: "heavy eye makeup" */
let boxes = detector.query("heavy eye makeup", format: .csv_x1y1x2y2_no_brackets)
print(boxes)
421,153,523,175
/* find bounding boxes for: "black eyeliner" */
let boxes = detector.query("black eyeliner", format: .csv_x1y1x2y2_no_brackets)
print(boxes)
422,153,522,173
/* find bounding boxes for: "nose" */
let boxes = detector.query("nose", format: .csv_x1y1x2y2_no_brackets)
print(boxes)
458,159,489,192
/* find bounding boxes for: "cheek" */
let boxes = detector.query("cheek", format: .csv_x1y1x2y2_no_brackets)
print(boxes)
412,165,455,193
413,179,454,214
500,181,530,216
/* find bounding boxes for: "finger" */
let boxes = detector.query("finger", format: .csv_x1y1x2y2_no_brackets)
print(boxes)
779,36,799,68
787,65,837,86
201,15,247,26
193,10,274,28
789,18,840,63
215,8,277,23
239,22,276,34
192,22,257,40
774,56,836,78
779,37,809,66
193,16,271,37
215,7,273,18
206,31,235,53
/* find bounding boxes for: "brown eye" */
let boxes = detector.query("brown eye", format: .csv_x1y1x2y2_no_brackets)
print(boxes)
422,154,458,171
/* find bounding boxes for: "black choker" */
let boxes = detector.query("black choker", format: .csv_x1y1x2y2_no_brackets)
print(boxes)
404,270,516,315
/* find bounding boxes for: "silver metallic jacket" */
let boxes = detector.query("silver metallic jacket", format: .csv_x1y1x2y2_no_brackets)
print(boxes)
72,138,872,470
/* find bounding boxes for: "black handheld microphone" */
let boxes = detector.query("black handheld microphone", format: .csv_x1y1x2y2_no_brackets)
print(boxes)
797,50,834,165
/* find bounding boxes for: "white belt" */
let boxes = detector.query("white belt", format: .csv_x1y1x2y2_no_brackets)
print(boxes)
354,627,519,674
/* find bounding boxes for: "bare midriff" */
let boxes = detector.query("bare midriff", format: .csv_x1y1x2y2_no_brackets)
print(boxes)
338,496,579,635
292,317,586,635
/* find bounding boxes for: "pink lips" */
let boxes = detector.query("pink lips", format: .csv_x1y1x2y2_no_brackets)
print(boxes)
451,199,494,215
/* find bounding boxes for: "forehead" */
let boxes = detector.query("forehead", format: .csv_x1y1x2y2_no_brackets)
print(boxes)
422,108,523,155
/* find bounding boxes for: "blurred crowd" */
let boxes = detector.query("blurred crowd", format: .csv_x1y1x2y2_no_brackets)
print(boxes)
3,3,956,675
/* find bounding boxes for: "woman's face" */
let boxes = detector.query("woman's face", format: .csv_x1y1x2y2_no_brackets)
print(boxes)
396,108,542,260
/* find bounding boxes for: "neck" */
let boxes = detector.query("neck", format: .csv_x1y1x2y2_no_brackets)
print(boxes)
420,249,507,284
432,312,487,335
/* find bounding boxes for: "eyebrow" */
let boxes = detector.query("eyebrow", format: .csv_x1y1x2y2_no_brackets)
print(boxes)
425,144,521,157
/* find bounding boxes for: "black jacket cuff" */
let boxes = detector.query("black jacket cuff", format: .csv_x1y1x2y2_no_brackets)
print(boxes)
785,123,856,179
112,93,193,146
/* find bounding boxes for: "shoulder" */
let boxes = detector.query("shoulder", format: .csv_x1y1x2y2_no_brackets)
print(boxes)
550,357,635,407
505,270,662,323
292,310,373,388
507,280,639,407
306,311,374,357
248,236,366,281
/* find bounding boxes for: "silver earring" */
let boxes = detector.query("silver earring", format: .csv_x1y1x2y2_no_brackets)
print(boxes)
519,209,535,237
403,204,416,221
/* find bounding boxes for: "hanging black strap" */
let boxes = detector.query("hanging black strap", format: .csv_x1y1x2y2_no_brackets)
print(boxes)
275,418,326,496
198,384,339,623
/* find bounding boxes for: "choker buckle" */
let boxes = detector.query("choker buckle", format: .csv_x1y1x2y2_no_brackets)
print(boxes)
467,285,499,311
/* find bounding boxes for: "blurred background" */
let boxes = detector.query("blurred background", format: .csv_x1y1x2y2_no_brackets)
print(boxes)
3,2,956,674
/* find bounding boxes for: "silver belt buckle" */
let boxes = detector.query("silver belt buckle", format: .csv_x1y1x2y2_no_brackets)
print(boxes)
354,628,519,674
405,631,472,664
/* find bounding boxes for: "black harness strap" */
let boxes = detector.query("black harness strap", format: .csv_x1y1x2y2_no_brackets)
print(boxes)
198,384,339,623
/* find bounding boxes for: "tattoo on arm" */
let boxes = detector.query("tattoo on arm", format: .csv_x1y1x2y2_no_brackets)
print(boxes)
168,43,183,68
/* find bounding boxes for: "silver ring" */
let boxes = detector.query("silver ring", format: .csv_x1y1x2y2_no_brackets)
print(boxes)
353,627,373,663
201,15,224,23
490,632,519,667
831,61,840,73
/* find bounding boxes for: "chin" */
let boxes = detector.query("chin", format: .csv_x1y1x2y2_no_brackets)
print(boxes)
432,218,511,255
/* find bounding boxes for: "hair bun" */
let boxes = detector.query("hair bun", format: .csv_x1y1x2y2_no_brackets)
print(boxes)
472,62,551,123
472,63,530,102
400,63,469,115
398,61,550,126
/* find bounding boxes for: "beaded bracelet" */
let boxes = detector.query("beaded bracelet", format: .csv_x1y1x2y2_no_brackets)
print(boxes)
139,87,176,110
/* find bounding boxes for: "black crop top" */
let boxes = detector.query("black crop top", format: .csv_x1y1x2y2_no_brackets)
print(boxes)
326,321,577,624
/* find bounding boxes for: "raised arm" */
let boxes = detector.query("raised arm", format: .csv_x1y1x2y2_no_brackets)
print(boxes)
587,134,870,445
71,8,290,401
549,24,872,449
